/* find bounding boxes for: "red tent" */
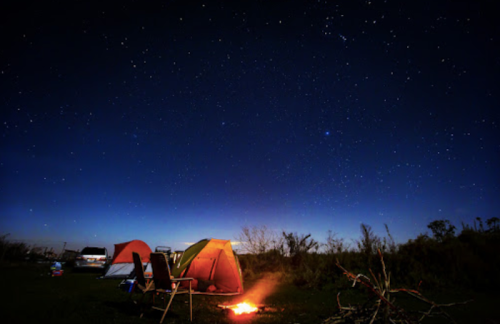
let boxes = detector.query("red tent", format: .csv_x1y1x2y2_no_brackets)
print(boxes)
104,240,152,278
112,240,152,263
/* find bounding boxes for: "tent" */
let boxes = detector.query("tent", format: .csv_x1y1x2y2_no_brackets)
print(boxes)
172,238,243,295
104,240,152,279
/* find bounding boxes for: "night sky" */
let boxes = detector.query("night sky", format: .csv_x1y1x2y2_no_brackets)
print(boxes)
1,0,498,253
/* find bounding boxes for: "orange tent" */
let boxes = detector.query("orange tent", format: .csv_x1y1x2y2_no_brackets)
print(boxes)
104,240,152,278
173,239,243,295
112,240,152,263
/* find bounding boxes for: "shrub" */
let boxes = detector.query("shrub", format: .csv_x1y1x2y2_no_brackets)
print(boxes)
237,218,500,292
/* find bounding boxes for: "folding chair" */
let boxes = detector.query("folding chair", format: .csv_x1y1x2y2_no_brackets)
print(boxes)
132,252,155,316
150,252,195,323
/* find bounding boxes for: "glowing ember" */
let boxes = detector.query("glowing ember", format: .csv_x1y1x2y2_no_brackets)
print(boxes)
230,302,259,315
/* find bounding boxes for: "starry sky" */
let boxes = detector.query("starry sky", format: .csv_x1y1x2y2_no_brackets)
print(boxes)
1,0,498,253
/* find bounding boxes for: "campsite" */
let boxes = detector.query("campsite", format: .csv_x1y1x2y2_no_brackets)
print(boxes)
4,261,500,324
2,0,499,322
2,222,500,324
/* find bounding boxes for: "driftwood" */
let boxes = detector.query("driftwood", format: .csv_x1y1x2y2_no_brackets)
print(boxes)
324,249,473,324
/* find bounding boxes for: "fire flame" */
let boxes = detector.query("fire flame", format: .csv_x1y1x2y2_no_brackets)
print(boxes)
231,302,258,315
221,273,280,316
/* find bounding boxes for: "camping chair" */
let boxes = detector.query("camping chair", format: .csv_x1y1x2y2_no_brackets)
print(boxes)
132,252,155,315
150,252,195,323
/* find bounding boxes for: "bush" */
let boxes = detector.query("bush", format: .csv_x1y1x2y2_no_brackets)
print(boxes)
236,219,500,292
0,238,30,263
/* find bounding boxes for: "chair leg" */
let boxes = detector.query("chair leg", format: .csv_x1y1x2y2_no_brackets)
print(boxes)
138,293,145,318
159,293,176,324
189,281,192,322
159,285,180,324
139,292,153,318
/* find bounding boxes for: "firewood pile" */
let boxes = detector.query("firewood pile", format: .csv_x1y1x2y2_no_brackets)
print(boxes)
324,249,472,324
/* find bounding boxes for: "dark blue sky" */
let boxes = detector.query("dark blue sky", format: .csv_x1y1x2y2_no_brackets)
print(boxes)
1,0,498,253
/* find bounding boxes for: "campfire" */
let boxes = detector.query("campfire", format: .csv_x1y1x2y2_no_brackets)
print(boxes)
218,302,260,315
217,273,283,316
217,302,282,316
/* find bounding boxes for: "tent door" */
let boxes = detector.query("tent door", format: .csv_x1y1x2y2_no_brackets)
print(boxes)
209,249,225,281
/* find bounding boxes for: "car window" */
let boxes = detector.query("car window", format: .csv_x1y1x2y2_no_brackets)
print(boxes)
81,247,106,255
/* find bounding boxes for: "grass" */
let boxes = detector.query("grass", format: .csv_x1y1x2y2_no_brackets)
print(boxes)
2,262,499,324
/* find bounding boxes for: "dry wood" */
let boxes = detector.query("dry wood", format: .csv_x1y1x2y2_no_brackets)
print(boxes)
323,249,473,324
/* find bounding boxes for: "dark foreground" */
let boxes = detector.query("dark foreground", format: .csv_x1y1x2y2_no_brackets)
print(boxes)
2,263,499,324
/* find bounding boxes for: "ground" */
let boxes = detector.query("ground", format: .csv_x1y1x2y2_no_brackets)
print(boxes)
2,263,499,323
